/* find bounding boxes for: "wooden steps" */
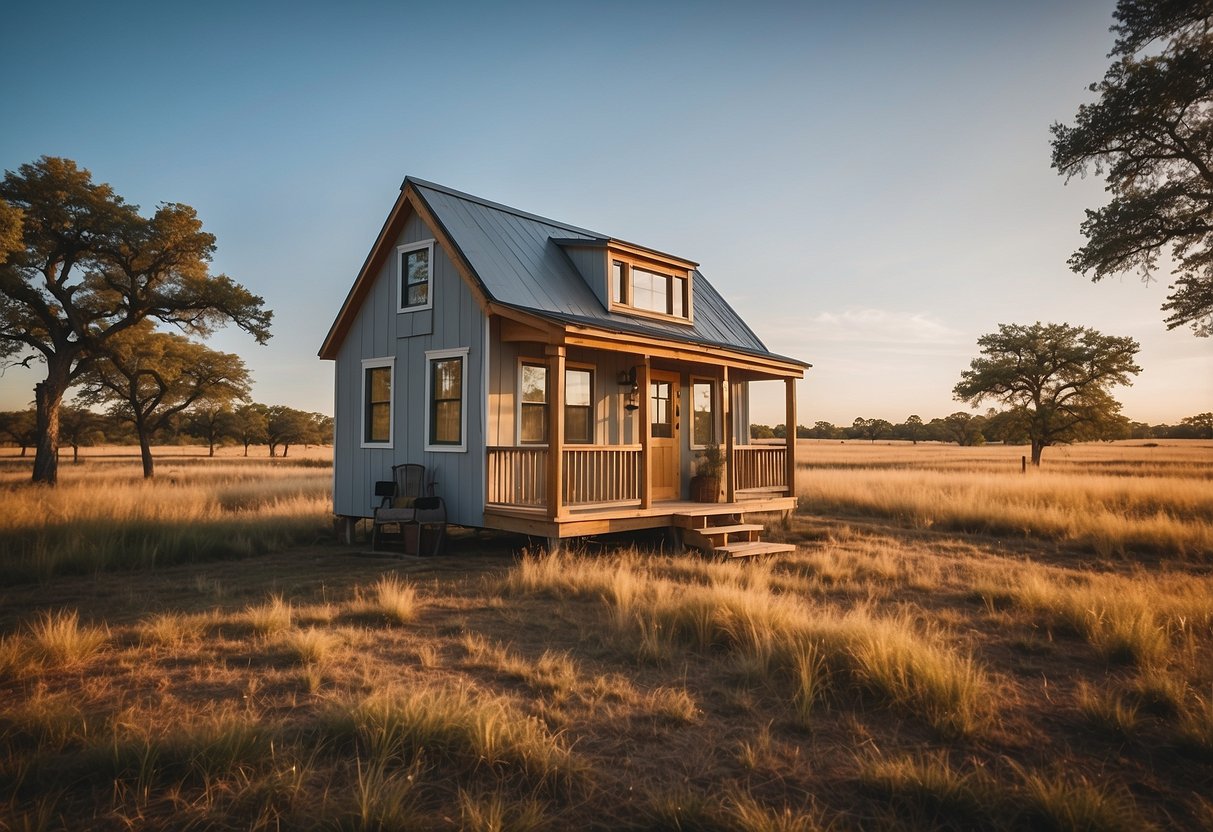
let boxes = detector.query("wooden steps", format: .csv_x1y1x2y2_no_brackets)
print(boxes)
714,541,797,559
672,511,794,560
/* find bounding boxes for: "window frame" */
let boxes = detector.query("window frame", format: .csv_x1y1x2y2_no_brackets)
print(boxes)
397,239,435,313
513,359,596,446
424,347,469,452
689,377,717,449
517,360,549,445
563,365,595,445
360,356,395,448
606,254,693,324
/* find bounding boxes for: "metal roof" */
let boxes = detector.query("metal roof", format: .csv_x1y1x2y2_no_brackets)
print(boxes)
408,178,803,364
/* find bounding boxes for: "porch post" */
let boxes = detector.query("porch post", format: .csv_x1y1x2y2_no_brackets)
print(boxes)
723,365,735,503
546,345,566,520
638,356,652,509
785,377,797,496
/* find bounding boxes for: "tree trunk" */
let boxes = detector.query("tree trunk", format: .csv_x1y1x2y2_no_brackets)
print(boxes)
32,366,69,485
138,428,155,478
283,443,290,458
1030,442,1044,467
208,440,215,458
243,441,250,457
72,443,79,464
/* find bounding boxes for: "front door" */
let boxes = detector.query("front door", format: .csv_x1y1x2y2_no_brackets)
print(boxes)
649,370,680,500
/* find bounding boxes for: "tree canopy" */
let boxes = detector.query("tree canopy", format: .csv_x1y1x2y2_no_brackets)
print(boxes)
0,157,272,483
1051,0,1213,336
76,323,252,477
953,322,1141,465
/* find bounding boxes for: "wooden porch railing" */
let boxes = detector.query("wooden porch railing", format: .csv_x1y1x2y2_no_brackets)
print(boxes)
486,446,547,507
563,446,641,505
733,445,787,493
486,446,642,508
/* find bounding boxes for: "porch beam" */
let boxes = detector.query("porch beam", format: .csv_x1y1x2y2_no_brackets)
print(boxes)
723,365,735,503
546,345,566,520
638,356,652,509
562,330,806,378
785,377,797,497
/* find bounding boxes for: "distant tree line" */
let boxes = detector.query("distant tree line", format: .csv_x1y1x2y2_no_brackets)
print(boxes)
0,403,332,462
750,411,1213,445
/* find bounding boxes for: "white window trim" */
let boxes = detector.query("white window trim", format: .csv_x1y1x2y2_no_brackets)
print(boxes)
360,356,395,449
397,239,435,314
689,376,718,450
425,346,469,453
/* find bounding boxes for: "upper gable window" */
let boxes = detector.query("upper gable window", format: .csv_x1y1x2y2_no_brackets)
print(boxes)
610,258,691,323
398,240,435,313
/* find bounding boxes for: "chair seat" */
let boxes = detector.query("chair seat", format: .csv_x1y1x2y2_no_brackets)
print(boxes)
374,507,417,523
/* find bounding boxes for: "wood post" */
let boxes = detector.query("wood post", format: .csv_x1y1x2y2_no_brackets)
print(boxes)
546,345,566,520
785,377,797,496
723,366,735,503
639,357,652,509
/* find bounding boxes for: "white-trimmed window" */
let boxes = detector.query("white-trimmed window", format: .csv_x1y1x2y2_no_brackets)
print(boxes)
691,378,715,447
610,259,691,321
425,347,469,452
515,361,595,445
398,239,435,312
361,357,394,447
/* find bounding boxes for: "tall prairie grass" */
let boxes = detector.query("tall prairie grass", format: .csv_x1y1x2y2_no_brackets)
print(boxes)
0,456,332,582
796,441,1213,558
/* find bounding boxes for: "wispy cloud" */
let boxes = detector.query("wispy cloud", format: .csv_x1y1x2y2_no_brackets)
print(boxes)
767,308,964,346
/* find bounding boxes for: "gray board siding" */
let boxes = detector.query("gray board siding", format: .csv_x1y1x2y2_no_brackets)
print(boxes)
412,181,786,360
333,210,487,524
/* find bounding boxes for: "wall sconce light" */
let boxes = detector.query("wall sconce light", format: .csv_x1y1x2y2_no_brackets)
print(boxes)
618,367,640,412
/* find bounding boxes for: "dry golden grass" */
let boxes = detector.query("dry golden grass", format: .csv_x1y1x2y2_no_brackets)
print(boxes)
0,453,333,581
797,458,1213,558
2,442,1212,829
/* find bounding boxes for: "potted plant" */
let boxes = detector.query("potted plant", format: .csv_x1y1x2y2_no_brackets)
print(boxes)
690,440,724,502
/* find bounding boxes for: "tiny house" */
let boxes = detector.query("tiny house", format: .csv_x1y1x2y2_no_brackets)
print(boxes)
319,178,809,554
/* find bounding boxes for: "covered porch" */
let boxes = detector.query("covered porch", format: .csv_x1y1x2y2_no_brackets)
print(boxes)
483,307,804,540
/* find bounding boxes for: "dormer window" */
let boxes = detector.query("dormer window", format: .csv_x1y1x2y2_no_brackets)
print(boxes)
610,257,692,323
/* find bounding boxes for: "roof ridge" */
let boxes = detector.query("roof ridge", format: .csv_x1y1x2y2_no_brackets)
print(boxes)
403,176,605,240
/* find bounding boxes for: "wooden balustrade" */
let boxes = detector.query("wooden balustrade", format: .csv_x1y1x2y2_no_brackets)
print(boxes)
486,446,547,507
732,445,787,492
488,445,782,509
563,446,641,505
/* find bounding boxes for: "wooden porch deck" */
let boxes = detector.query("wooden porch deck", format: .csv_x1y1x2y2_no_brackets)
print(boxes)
482,495,797,539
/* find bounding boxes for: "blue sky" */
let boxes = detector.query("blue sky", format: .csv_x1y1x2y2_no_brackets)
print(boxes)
2,0,1209,425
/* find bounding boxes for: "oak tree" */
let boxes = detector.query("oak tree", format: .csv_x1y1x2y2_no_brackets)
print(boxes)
953,322,1141,465
0,157,271,483
76,323,252,477
1051,0,1213,336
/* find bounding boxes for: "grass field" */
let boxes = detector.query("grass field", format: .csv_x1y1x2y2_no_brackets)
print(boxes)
1,441,1211,829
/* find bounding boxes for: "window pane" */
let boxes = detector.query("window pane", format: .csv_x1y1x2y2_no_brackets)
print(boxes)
692,381,714,445
565,406,591,444
370,403,390,443
434,358,461,399
521,364,547,404
651,381,673,439
612,261,624,303
365,366,391,443
429,355,463,445
632,268,670,313
672,276,686,317
403,248,430,308
521,403,547,443
434,401,461,443
566,369,591,407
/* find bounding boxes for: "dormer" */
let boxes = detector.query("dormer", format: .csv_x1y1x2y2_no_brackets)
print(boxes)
555,237,698,325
